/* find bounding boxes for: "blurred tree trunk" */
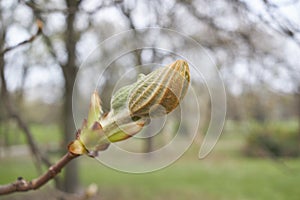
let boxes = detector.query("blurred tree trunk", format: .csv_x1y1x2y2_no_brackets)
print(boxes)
297,85,300,142
59,0,80,193
135,50,154,154
0,26,6,145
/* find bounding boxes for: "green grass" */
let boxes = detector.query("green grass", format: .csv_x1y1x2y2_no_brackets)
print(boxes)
1,154,299,200
0,123,61,145
77,153,300,200
0,157,39,183
1,120,300,199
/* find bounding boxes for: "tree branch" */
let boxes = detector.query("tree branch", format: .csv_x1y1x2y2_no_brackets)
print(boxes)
0,19,52,170
0,152,80,195
234,0,300,48
9,113,53,167
0,20,43,56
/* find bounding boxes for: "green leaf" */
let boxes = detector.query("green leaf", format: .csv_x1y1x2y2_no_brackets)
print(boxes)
107,118,147,142
87,92,103,127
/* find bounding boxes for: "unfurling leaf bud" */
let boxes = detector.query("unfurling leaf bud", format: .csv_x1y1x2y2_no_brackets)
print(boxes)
68,60,190,156
112,59,190,117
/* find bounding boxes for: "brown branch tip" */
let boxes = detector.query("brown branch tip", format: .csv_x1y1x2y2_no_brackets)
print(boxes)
0,152,80,195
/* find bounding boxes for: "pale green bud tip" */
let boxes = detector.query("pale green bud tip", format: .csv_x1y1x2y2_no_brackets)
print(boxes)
87,91,103,127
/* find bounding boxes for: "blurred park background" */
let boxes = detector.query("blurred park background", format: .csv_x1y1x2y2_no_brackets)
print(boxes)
0,0,300,199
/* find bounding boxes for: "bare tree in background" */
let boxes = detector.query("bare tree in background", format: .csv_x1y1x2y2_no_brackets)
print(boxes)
24,0,82,192
1,0,300,196
60,0,81,192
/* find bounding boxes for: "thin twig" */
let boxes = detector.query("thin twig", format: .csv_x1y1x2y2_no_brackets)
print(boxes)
0,19,52,170
235,0,300,48
10,113,52,167
0,20,43,56
0,152,80,195
23,0,116,15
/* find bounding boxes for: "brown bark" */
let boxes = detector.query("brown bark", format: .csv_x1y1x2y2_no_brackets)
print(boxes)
0,22,52,170
59,0,81,193
297,86,300,142
0,152,79,195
